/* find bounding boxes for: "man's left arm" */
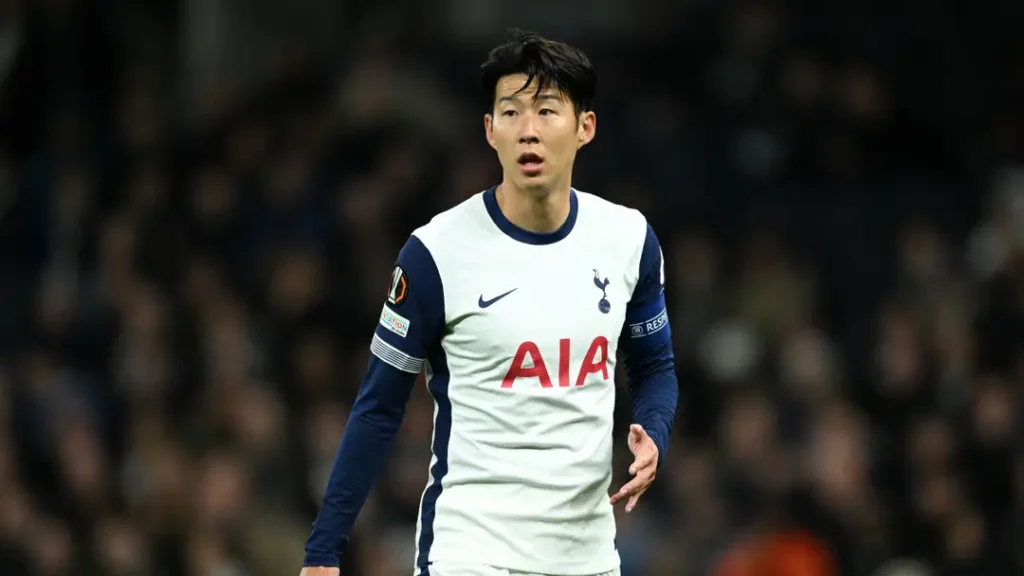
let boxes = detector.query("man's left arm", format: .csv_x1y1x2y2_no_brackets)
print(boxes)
619,223,678,463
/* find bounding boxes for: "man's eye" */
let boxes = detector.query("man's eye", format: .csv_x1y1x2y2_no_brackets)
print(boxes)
539,109,555,115
502,110,517,117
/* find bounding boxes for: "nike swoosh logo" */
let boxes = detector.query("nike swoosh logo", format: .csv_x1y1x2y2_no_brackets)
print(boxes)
478,288,517,308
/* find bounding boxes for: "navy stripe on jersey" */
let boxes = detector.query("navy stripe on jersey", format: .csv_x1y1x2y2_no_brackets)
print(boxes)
619,224,679,466
416,346,451,571
483,185,579,245
304,234,445,567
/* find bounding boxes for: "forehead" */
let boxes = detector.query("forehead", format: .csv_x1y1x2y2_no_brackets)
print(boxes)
494,73,568,102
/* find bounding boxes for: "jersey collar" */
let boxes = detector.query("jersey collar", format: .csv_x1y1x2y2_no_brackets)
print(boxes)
483,185,578,245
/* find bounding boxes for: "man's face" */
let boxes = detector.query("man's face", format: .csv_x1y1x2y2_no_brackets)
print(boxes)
484,74,596,194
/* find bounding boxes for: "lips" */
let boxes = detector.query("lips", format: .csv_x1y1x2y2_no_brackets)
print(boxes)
517,152,544,165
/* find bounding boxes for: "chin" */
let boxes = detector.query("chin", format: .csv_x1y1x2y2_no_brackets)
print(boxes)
518,176,555,195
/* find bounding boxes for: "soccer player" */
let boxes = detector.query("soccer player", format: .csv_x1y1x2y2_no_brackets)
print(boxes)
302,30,679,576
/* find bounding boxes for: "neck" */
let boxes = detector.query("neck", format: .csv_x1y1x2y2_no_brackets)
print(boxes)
495,181,572,234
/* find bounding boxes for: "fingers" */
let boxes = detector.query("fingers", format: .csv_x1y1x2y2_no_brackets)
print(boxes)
612,475,644,501
629,451,655,475
610,461,656,507
622,422,647,453
626,493,640,513
628,435,658,474
615,424,657,511
610,475,649,508
627,424,645,451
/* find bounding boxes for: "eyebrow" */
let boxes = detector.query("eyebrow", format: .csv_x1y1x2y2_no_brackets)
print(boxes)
498,93,563,104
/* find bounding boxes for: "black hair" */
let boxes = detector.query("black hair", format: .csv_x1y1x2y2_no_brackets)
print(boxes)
480,29,597,114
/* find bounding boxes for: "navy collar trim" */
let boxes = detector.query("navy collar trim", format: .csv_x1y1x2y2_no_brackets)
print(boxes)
482,185,578,245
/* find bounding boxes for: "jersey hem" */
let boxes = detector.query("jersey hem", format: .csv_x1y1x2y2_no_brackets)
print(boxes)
420,551,620,576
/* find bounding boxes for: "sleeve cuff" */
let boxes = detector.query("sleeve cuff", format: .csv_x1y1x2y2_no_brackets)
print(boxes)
303,552,340,568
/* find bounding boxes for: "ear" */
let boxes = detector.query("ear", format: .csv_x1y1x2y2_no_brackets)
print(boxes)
484,113,497,150
576,111,596,149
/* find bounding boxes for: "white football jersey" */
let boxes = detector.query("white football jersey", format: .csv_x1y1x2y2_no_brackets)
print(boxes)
371,187,672,575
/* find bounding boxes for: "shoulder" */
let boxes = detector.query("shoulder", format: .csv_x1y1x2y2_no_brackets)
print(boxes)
574,189,650,250
410,191,491,253
402,191,494,289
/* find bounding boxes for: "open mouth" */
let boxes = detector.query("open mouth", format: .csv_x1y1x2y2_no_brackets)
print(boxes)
517,152,544,172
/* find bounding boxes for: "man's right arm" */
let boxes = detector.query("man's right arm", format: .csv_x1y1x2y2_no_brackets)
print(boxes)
303,235,445,569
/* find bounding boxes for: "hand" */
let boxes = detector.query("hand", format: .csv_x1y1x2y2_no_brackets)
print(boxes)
609,424,659,513
300,568,340,576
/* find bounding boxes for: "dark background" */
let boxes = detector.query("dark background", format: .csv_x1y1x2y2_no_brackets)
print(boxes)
0,0,1022,574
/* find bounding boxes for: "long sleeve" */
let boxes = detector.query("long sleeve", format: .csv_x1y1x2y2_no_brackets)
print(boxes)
304,235,445,567
618,224,679,466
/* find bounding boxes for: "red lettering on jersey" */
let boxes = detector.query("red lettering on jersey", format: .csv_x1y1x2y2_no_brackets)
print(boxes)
501,341,553,388
558,338,571,387
576,336,610,385
502,337,610,389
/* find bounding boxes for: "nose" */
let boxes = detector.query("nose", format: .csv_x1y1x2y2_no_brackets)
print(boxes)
518,114,540,144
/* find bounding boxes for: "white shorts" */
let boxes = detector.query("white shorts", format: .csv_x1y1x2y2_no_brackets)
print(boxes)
421,562,620,576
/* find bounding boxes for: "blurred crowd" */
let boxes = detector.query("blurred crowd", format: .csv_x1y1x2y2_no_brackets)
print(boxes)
1,0,1023,575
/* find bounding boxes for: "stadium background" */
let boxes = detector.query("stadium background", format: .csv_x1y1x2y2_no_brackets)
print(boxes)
0,0,1022,574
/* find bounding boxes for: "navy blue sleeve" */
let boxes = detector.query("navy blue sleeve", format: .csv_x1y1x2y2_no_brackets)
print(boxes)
618,224,679,467
304,235,445,567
